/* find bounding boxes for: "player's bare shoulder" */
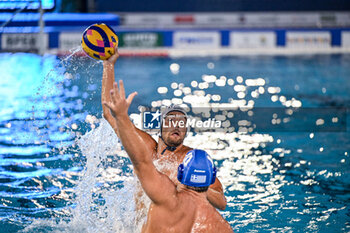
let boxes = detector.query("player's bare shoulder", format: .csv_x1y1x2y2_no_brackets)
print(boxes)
174,192,232,233
176,145,192,160
182,145,192,152
192,200,233,233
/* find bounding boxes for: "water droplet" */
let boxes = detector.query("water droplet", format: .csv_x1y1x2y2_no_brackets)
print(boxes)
170,63,180,74
157,87,168,94
191,81,198,88
207,62,215,69
227,78,234,86
316,119,324,126
236,76,243,83
171,82,178,89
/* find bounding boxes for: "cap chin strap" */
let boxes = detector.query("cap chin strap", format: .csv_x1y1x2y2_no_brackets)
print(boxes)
159,136,177,155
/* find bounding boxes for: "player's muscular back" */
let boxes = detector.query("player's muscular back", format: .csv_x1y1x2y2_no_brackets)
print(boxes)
142,191,232,233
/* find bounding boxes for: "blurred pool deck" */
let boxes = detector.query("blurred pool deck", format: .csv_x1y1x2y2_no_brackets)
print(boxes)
1,12,350,56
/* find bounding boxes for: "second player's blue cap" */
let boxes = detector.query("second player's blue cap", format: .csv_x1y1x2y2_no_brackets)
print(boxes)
177,149,216,187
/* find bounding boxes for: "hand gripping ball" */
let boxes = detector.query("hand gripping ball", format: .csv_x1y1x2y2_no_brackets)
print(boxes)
81,23,118,60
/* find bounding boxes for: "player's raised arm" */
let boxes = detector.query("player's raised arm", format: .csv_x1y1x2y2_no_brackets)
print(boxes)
102,48,137,133
101,48,157,151
102,47,120,131
103,81,178,206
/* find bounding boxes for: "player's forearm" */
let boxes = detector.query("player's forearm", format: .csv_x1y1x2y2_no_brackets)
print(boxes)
207,188,227,210
115,113,152,166
102,62,116,117
102,62,120,134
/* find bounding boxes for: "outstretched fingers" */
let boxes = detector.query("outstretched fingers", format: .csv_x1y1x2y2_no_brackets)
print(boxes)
119,80,125,99
106,46,119,64
107,80,137,116
102,101,114,111
110,89,117,105
126,92,138,106
113,82,120,97
113,46,119,59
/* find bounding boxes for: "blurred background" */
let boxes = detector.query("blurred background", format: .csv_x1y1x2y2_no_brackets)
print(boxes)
0,1,349,233
0,0,350,54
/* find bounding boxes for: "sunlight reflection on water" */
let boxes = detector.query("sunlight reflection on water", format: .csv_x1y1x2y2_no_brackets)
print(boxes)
0,53,349,232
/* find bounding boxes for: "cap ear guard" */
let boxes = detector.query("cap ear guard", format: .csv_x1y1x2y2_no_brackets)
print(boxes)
211,166,217,185
177,163,184,183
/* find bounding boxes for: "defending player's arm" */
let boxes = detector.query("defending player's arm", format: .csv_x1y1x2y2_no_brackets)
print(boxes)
101,48,157,151
103,81,177,206
208,178,227,210
182,149,225,209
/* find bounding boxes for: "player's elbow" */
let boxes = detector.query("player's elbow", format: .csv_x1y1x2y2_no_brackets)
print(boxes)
208,188,227,210
218,198,227,210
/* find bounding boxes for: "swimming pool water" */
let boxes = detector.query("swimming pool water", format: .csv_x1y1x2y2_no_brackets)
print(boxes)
0,53,349,232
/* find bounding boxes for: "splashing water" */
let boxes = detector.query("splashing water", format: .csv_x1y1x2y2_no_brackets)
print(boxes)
1,54,349,233
24,119,150,233
71,119,151,233
13,50,147,232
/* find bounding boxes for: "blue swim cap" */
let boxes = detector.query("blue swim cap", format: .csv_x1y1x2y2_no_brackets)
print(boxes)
177,149,217,187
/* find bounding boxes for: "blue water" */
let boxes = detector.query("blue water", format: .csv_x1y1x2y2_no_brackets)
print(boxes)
0,52,349,232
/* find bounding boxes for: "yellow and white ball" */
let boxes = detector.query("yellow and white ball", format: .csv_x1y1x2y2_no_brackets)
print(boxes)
81,23,118,60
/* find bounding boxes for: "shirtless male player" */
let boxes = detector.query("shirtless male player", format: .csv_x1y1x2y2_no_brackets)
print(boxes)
103,81,232,232
101,49,226,210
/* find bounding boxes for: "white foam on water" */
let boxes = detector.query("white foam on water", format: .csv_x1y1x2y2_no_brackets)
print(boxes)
70,119,136,233
24,119,149,233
